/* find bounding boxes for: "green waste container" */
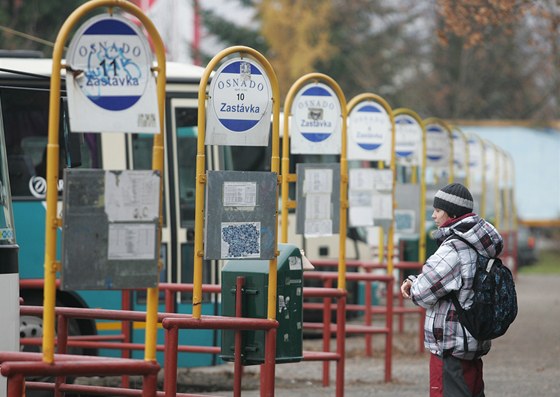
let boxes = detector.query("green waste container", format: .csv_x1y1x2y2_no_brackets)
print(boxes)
220,243,303,365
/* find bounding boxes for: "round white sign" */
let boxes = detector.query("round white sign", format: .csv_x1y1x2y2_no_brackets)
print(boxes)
208,58,272,134
394,114,421,165
67,14,153,112
293,83,339,143
290,82,342,154
348,101,391,161
425,123,448,164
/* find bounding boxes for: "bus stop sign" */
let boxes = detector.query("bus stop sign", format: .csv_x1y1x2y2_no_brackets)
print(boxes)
66,14,159,133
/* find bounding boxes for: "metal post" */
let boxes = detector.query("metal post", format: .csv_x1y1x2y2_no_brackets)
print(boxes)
233,277,245,397
163,326,179,397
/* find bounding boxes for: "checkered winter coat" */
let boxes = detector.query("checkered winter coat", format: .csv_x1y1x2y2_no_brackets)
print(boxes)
409,213,504,360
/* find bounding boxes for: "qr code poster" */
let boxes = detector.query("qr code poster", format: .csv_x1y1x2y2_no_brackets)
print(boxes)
220,222,261,259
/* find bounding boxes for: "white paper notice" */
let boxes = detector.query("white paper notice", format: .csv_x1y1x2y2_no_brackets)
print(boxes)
349,206,374,227
372,193,393,220
349,168,374,191
104,171,160,222
303,169,333,193
372,169,393,192
289,256,302,270
223,182,257,207
348,168,375,227
108,223,156,260
305,193,331,220
304,219,333,237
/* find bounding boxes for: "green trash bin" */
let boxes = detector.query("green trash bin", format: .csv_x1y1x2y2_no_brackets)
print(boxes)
221,243,303,365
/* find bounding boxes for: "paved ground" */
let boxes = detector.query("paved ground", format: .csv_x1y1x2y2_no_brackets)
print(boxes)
77,274,560,396
195,274,560,396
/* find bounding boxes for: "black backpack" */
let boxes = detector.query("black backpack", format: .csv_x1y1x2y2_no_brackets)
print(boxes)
449,235,518,342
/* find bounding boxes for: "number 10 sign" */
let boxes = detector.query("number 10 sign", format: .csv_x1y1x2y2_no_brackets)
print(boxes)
205,57,273,146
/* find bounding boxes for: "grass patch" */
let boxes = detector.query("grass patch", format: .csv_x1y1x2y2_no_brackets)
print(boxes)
519,250,560,274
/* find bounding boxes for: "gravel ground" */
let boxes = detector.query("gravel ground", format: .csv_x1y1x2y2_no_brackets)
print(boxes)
191,274,560,396
77,274,560,396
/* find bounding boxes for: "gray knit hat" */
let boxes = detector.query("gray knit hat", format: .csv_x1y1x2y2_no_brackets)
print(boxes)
433,183,474,218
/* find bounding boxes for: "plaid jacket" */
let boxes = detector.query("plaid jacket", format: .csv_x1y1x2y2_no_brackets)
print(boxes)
410,214,503,360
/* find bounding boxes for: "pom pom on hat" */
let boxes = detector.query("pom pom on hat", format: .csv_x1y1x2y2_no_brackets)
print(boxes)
433,183,474,218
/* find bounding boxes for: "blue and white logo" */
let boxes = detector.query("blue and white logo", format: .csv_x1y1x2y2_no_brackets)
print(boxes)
66,14,159,133
209,59,271,133
297,85,336,142
68,15,152,111
206,58,272,146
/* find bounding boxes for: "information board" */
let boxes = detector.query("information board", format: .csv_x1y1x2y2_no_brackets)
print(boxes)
204,171,278,260
295,163,340,237
61,169,161,290
394,183,421,235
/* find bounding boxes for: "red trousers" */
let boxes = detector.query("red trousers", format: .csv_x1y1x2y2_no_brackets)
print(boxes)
430,354,484,397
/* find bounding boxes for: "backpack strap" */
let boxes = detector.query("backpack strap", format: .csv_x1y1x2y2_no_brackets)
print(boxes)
446,233,479,350
447,233,479,254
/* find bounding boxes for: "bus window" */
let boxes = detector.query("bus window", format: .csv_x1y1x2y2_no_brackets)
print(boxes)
1,87,100,198
172,106,213,295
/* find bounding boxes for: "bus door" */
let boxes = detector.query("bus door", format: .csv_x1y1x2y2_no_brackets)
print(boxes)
129,97,220,366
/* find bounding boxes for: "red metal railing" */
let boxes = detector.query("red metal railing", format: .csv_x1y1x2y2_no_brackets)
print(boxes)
0,351,159,397
303,271,394,383
19,275,397,395
18,302,278,396
307,258,425,353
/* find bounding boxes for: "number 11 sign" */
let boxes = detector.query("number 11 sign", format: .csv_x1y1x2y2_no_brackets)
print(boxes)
66,14,160,134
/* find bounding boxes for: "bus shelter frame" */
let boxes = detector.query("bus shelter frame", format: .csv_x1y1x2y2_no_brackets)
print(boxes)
43,0,166,365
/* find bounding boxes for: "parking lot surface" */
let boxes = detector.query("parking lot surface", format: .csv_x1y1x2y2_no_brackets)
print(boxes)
204,274,560,396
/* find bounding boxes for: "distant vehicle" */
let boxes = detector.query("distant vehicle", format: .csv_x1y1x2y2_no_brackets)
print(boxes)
517,226,539,267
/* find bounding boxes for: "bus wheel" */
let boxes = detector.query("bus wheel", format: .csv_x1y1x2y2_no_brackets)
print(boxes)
19,291,92,396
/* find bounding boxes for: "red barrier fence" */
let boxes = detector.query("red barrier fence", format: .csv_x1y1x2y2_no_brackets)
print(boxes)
0,351,159,397
307,259,425,353
18,273,398,396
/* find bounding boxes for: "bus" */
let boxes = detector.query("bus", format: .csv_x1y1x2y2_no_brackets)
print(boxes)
0,55,231,366
1,55,374,366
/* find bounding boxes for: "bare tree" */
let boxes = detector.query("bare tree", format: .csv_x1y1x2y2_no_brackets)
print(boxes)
258,0,337,100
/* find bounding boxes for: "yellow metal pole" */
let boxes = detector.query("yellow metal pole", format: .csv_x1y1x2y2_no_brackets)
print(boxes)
282,73,348,289
507,152,518,232
194,46,280,321
500,149,510,232
394,108,426,263
49,0,167,364
469,133,487,219
346,93,395,272
280,83,300,245
280,108,290,243
495,144,503,230
485,140,500,228
42,0,146,364
452,127,470,188
132,4,167,363
423,117,454,184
